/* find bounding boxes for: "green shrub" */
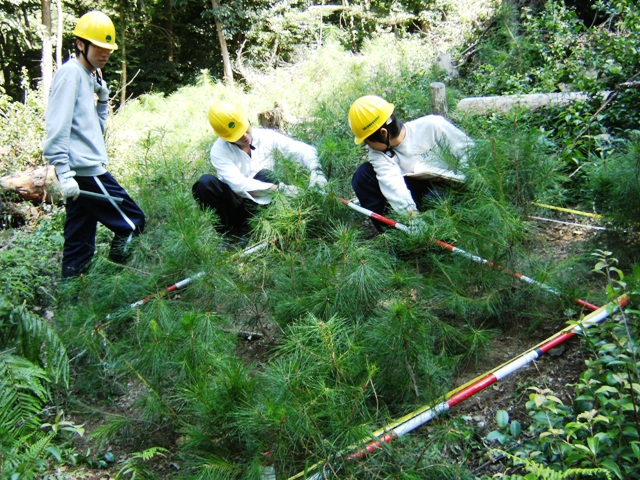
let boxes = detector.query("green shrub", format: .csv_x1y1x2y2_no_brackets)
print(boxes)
0,91,45,176
587,134,640,229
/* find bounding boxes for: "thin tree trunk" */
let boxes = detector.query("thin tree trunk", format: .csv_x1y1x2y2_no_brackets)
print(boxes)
55,0,62,66
342,0,358,53
40,0,53,106
210,0,234,86
167,0,174,61
120,0,127,105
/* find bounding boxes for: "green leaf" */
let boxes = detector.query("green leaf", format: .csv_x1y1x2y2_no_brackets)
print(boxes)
572,443,592,454
533,393,546,407
46,445,61,462
587,436,600,455
496,410,509,428
486,431,506,444
601,458,623,479
510,420,521,438
595,385,619,396
630,441,640,458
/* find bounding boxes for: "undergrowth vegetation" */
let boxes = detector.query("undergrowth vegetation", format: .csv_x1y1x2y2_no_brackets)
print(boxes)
1,0,640,479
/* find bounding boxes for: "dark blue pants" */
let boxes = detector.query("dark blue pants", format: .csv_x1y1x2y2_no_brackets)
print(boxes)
192,170,275,236
62,172,145,278
351,162,446,231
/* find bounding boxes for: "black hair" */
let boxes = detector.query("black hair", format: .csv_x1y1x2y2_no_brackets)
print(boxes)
74,38,92,57
366,113,403,144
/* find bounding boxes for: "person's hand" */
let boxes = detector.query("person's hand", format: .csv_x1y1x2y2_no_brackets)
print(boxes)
309,170,328,189
278,182,299,197
57,171,80,202
408,215,429,237
94,77,110,102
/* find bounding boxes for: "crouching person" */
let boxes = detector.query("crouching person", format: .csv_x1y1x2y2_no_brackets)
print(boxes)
193,100,327,241
348,95,474,232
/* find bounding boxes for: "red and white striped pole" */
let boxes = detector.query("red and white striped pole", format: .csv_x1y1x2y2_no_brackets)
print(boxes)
293,295,628,480
334,196,600,312
106,241,269,318
126,271,207,309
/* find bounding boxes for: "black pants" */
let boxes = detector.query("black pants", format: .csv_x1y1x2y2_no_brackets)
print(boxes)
192,170,275,236
351,162,447,231
63,172,145,278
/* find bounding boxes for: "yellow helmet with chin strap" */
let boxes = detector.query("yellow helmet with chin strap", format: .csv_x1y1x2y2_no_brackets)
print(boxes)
348,95,395,144
73,11,118,50
208,101,250,142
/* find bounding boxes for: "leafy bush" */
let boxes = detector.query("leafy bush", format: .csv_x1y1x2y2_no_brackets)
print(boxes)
0,210,64,306
0,91,46,176
457,0,640,202
587,134,640,229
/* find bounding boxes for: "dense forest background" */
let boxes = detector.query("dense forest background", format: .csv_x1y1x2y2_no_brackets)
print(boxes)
2,0,640,479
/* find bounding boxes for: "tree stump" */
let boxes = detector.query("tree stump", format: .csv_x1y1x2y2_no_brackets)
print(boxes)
258,101,296,132
430,82,448,117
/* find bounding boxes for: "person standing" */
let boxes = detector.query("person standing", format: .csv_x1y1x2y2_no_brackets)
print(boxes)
43,11,145,278
193,100,327,239
348,95,474,231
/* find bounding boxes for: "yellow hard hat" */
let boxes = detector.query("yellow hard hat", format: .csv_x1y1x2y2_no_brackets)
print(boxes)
348,95,395,144
72,11,118,50
208,101,250,142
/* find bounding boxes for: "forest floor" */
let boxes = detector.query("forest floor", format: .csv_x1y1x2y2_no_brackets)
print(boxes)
52,213,612,479
451,215,610,477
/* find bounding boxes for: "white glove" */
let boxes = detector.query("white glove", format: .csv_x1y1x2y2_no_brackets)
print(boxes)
408,217,429,236
58,171,80,202
94,77,110,102
309,170,328,189
278,182,299,197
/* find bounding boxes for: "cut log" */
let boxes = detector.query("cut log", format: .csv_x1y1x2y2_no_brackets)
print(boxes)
456,91,611,114
0,165,59,205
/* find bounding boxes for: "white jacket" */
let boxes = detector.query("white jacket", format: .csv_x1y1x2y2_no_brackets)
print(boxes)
367,115,474,212
210,128,322,205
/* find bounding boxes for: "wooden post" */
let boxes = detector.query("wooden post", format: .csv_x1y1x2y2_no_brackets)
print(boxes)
430,82,448,117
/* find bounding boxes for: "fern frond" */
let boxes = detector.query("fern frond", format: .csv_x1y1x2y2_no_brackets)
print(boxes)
499,450,613,479
0,353,49,434
13,304,70,387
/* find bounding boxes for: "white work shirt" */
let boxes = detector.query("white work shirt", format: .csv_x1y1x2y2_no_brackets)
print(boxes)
210,128,321,205
367,115,474,212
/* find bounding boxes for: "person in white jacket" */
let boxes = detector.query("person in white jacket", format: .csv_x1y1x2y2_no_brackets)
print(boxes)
43,11,145,278
349,95,474,232
193,100,327,239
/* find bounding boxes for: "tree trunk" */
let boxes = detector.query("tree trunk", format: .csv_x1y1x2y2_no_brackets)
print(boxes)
55,0,62,67
120,0,127,105
210,0,234,86
166,0,174,62
342,0,358,53
40,0,53,106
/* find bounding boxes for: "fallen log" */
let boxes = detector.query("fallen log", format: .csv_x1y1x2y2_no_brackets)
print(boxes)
0,165,59,205
456,91,611,114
